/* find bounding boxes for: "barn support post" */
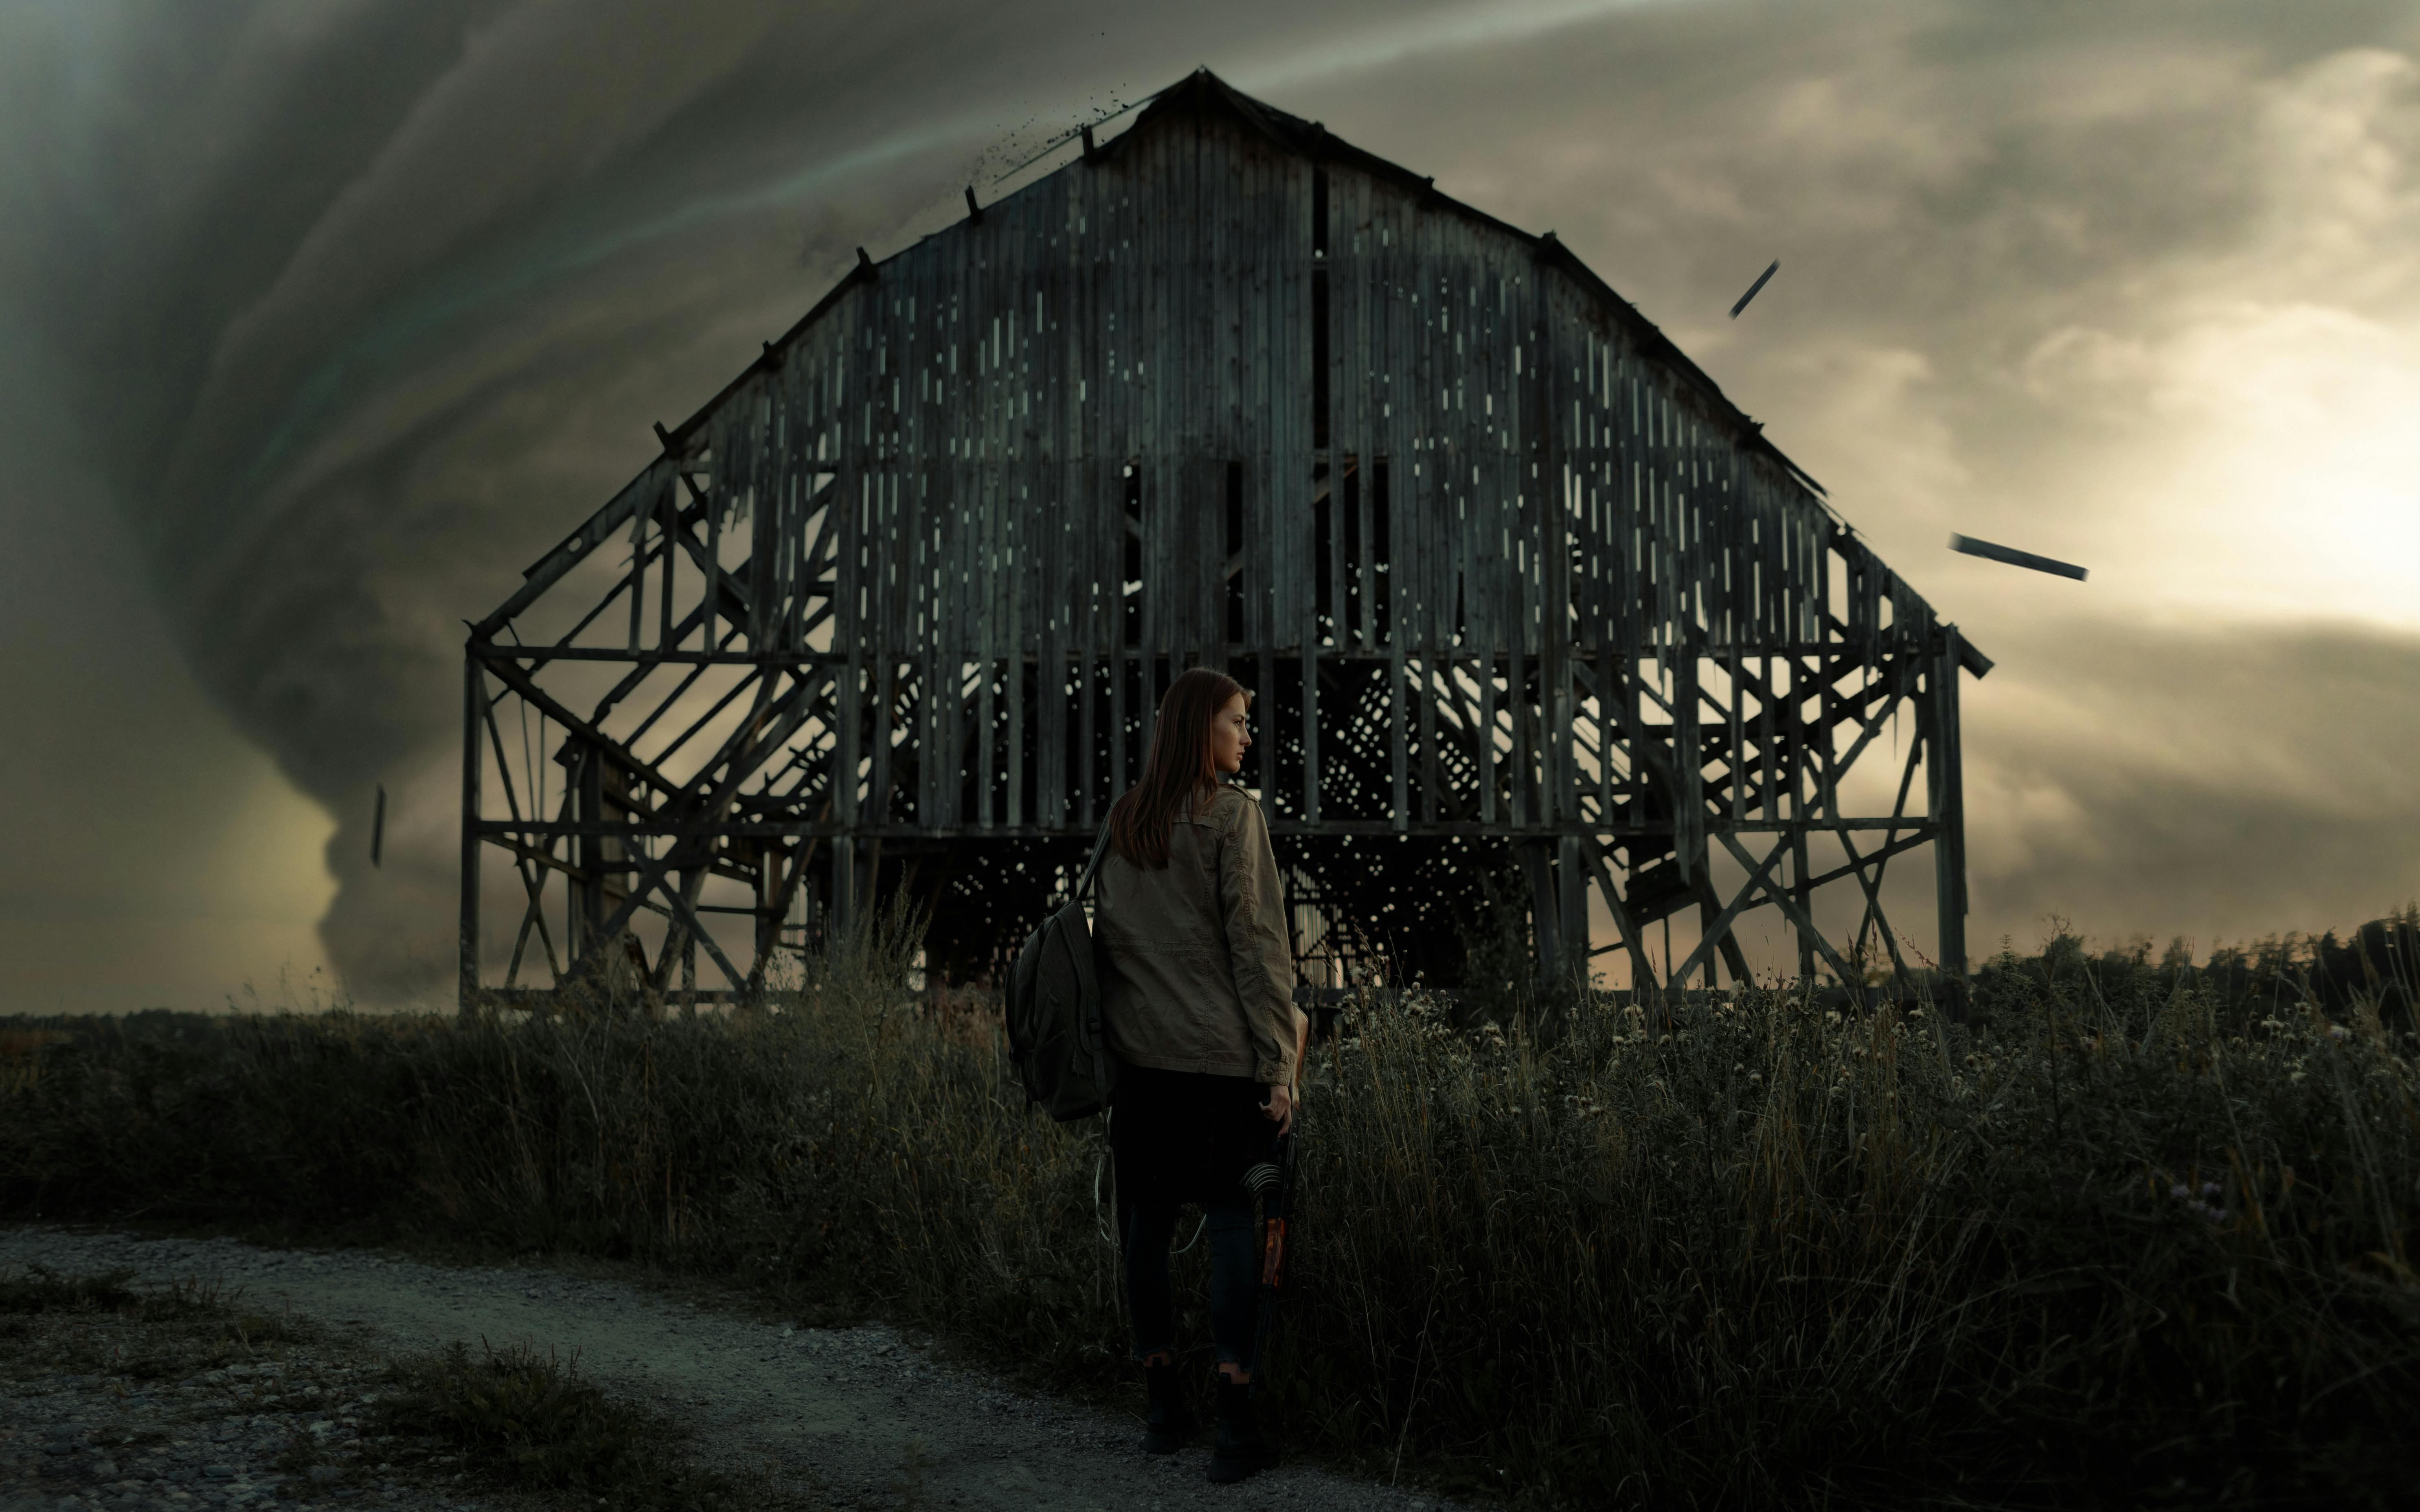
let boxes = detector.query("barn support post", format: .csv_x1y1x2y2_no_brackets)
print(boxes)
832,836,853,937
1690,871,1755,987
1557,834,1588,985
1691,863,1720,989
571,747,606,983
458,651,484,1022
1933,625,1971,988
1800,643,1823,801
1792,836,1816,981
1520,840,1563,980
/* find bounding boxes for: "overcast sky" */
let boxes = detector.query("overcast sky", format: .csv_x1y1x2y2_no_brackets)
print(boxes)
2,0,2414,1012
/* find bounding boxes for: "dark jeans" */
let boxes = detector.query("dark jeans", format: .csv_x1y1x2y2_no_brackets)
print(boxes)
1110,1062,1275,1370
1123,1188,1261,1368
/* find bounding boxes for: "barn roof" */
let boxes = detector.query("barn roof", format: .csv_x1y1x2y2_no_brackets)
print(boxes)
639,70,1991,675
669,68,1829,508
1163,70,1832,503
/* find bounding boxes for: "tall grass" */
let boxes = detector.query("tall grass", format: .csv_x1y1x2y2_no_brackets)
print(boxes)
3,930,2416,1508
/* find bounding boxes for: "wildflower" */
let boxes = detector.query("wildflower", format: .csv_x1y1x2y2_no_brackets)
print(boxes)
2200,1181,2222,1199
2328,1025,2350,1042
1908,1006,1925,1019
1824,1010,1842,1026
2170,1184,2190,1200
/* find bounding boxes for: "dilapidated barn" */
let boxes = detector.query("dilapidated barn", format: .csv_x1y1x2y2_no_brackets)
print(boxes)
457,68,1989,1009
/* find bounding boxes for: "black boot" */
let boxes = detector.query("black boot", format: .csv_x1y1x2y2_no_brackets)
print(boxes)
1207,1378,1281,1483
1141,1361,1192,1455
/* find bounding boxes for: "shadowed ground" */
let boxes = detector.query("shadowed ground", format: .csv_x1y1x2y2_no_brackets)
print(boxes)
0,1225,1445,1512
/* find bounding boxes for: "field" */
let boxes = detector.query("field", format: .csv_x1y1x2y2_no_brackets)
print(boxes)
3,920,2417,1509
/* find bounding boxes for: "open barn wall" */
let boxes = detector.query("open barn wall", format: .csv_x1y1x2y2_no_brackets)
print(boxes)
458,71,1986,1012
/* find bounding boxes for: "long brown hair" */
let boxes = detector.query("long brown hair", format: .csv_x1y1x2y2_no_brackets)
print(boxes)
1107,668,1249,869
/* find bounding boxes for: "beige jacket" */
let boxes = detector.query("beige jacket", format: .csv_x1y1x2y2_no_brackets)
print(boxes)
1097,782,1303,1086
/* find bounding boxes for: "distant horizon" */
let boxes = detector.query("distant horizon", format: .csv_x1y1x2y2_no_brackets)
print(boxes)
13,903,2416,1019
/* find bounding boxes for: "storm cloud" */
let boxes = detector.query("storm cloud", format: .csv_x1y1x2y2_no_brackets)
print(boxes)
2,0,2414,1008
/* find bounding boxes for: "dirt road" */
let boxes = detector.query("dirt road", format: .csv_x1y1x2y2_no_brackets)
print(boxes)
0,1225,1448,1511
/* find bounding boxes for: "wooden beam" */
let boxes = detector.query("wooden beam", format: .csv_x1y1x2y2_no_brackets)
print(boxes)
459,657,485,1019
572,667,828,977
1833,823,1913,993
1579,836,1655,988
476,458,673,639
1669,833,1788,988
651,869,750,993
478,654,686,807
1716,830,1858,986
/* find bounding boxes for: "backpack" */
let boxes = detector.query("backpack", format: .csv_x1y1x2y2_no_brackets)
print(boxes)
1006,828,1115,1120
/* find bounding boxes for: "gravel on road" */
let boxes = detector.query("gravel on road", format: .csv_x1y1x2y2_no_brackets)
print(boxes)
0,1225,1455,1512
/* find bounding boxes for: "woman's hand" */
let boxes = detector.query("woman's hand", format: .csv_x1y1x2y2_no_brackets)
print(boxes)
1260,1082,1294,1136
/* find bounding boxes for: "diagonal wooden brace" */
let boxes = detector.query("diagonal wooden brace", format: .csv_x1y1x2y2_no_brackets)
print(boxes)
1579,836,1657,989
653,870,749,993
572,666,829,978
1669,834,1790,988
1715,830,1859,987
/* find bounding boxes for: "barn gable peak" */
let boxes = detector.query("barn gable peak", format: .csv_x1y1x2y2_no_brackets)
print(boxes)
686,68,1830,513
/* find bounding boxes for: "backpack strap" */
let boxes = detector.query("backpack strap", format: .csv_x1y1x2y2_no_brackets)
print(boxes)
1075,824,1114,1102
1073,824,1112,902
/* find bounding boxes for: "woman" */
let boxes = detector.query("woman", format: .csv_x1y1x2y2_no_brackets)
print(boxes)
1097,667,1304,1484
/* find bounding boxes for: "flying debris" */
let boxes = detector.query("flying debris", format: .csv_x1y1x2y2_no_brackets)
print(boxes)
1729,259,1779,319
986,94,1152,187
371,784,386,868
1949,534,2088,582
